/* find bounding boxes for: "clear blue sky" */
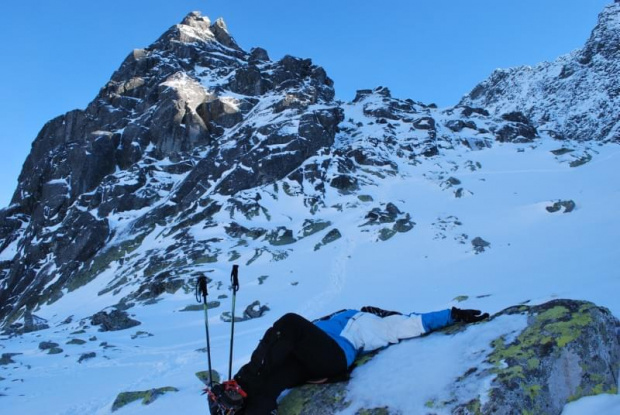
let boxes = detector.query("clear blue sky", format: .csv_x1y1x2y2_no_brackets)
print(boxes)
0,0,611,207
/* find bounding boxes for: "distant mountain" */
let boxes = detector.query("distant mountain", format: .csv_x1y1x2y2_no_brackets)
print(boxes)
460,2,620,142
1,3,618,326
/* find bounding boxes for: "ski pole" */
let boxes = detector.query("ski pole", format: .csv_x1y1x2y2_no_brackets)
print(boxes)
228,265,240,380
196,274,214,388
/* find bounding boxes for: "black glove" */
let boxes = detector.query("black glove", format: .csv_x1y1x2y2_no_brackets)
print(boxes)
451,307,489,323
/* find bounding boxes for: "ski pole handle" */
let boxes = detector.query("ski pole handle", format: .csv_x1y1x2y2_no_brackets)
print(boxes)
231,265,240,293
197,275,208,303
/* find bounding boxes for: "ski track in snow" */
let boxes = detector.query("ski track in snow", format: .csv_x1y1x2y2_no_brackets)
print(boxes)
297,236,356,317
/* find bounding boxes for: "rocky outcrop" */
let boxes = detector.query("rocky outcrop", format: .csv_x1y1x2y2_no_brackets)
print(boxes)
278,300,620,415
111,386,179,412
90,309,141,332
0,11,340,325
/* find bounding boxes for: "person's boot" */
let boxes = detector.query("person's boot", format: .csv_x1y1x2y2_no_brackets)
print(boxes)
207,380,247,413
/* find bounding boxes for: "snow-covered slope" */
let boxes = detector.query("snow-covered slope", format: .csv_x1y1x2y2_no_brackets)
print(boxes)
2,138,618,414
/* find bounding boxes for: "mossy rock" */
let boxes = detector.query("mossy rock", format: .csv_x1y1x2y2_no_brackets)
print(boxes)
265,227,297,246
314,229,342,251
467,299,620,414
278,300,619,415
300,219,332,238
66,338,87,345
378,228,397,241
112,386,179,411
48,347,63,355
179,301,220,312
279,381,350,415
196,370,221,385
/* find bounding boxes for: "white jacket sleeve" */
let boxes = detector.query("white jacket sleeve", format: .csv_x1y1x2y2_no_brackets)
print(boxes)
340,312,426,352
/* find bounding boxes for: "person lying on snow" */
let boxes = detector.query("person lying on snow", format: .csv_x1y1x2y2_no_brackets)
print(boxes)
216,306,489,414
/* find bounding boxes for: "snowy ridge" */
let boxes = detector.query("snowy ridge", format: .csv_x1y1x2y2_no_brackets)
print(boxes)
461,2,620,142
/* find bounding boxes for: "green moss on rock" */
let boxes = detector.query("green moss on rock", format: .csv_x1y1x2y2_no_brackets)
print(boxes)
196,370,220,385
111,387,178,412
484,300,619,415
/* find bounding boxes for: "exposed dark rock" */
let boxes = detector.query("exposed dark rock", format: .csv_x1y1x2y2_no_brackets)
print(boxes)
38,341,59,351
353,89,374,103
471,236,490,253
249,47,269,63
461,106,490,117
180,302,220,312
91,309,141,332
329,175,359,193
314,228,342,251
220,301,269,322
495,122,538,143
78,352,96,363
0,353,21,365
265,227,296,246
445,119,477,132
363,203,402,225
501,111,532,124
23,312,49,333
131,331,154,339
412,117,436,130
300,219,331,238
546,200,576,213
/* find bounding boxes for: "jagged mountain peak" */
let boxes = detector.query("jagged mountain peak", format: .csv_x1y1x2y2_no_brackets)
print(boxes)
156,10,241,51
180,11,212,29
578,1,620,63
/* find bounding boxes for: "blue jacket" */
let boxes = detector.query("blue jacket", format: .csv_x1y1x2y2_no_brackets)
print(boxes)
314,307,453,366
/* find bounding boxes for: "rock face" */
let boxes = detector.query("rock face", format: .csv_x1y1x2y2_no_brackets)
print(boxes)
460,3,620,142
278,299,620,415
0,4,618,327
0,12,340,324
90,309,141,332
474,300,620,415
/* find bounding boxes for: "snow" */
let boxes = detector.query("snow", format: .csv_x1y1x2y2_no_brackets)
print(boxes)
1,141,619,414
341,314,528,414
562,393,620,415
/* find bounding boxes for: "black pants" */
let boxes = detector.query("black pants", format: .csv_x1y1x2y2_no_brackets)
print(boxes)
234,313,348,414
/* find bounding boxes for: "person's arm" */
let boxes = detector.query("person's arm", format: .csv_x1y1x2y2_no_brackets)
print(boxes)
411,307,489,333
